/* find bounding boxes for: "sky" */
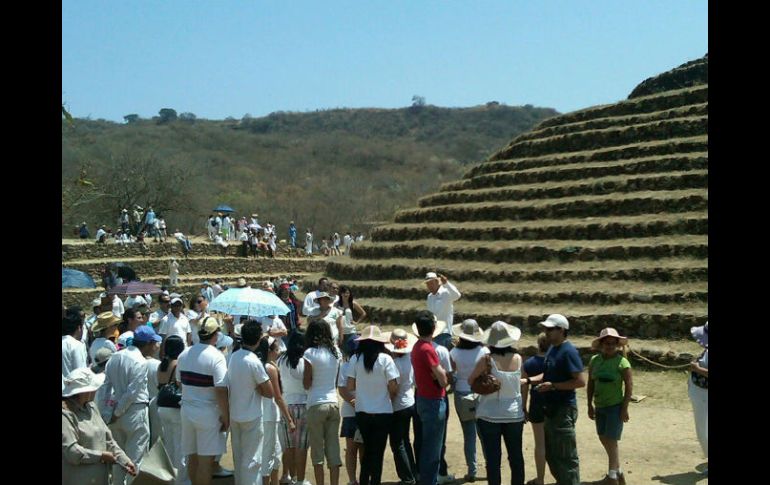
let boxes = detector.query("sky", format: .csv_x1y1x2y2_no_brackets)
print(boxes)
62,1,708,122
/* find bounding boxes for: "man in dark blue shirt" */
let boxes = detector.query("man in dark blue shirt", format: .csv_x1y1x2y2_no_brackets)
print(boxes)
527,314,586,485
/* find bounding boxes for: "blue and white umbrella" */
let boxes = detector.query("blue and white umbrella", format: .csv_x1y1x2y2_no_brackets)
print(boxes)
209,287,290,317
62,268,96,289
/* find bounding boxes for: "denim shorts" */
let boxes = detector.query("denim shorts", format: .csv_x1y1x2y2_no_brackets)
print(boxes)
595,404,624,440
340,416,358,438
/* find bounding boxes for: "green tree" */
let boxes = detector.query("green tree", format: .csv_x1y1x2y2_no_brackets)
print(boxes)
158,108,178,124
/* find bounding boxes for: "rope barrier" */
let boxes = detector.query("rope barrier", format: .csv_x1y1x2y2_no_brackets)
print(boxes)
627,346,692,370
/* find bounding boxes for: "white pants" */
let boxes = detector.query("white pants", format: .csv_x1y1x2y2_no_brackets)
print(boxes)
688,381,708,458
232,419,264,485
149,397,163,447
109,403,150,485
170,273,178,286
261,420,282,477
159,406,190,484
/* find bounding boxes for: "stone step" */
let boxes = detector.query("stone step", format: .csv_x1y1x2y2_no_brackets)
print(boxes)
61,272,311,309
469,136,707,179
357,297,707,339
61,240,300,261
326,257,707,283
442,153,707,192
65,257,326,283
395,189,707,224
492,115,707,160
420,170,707,208
323,279,707,305
349,235,707,263
535,85,707,130
372,212,707,242
514,103,708,143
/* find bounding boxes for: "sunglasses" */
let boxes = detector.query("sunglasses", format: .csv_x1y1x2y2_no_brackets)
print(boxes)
196,299,204,303
544,327,561,332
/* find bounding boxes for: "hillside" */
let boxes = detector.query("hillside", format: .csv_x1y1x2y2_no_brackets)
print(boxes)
62,103,558,238
324,55,709,339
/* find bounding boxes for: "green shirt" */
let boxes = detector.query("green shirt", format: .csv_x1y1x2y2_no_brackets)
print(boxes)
589,353,630,408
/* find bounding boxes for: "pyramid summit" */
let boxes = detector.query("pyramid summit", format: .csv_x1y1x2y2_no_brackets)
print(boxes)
326,56,708,339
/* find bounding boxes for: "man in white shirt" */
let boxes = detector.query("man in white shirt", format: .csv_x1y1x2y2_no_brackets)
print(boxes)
226,320,274,484
343,232,353,255
62,313,88,392
302,277,339,317
111,293,125,318
177,317,231,485
83,298,103,346
424,272,462,351
212,279,224,299
102,326,161,485
95,225,107,243
159,297,193,355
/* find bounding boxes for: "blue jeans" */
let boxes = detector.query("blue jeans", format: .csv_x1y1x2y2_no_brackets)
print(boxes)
476,419,525,485
415,396,447,485
453,391,478,476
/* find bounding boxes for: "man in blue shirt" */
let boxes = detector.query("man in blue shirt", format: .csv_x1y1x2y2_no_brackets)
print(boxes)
528,314,586,485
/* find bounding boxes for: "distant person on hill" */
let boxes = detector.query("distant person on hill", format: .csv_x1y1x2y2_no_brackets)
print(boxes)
95,225,107,243
343,232,352,255
213,232,229,256
79,222,90,239
305,229,313,255
331,233,341,256
222,214,231,240
173,229,192,258
207,214,216,240
250,213,260,227
289,221,297,248
586,328,632,485
169,258,179,287
119,209,130,234
132,206,143,235
356,233,364,243
144,206,156,235
526,314,586,485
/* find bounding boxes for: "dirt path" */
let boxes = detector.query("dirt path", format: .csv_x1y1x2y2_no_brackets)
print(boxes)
211,369,706,485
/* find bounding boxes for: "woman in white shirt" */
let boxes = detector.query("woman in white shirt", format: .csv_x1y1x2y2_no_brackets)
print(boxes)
338,338,363,485
467,321,527,485
302,319,343,485
156,336,188,485
448,319,490,481
257,336,297,485
384,329,418,485
277,332,311,485
314,292,344,347
346,326,399,485
335,286,367,356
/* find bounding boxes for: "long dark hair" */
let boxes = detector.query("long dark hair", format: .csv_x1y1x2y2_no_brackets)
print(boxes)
355,339,385,373
456,338,482,350
335,285,355,311
489,345,516,356
277,331,306,369
160,335,185,371
305,319,340,359
255,336,278,365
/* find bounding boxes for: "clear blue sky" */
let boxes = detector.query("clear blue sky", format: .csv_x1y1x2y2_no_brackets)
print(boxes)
62,1,708,122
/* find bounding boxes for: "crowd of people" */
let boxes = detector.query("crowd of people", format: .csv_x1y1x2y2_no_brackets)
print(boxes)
62,272,708,485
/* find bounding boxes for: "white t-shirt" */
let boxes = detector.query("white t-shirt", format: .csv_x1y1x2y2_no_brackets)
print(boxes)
450,346,490,393
433,342,453,374
338,307,356,335
62,335,88,390
226,349,270,422
259,316,287,352
347,353,400,414
391,354,415,411
146,358,161,399
278,357,307,405
159,313,191,344
322,308,343,343
338,360,356,418
176,344,228,419
112,296,124,318
261,363,280,422
303,347,341,407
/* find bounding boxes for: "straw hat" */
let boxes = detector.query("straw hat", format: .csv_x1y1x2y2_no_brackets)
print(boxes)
384,328,418,353
356,325,390,343
91,312,122,334
591,327,628,350
452,319,484,342
411,319,448,338
482,321,522,348
62,368,106,397
424,272,440,283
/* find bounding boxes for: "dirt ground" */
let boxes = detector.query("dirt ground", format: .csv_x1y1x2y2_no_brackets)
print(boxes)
213,369,707,485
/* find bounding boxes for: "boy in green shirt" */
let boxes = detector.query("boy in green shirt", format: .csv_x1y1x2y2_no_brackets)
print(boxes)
586,328,633,485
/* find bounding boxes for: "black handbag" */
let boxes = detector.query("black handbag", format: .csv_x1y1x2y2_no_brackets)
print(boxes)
157,364,182,408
